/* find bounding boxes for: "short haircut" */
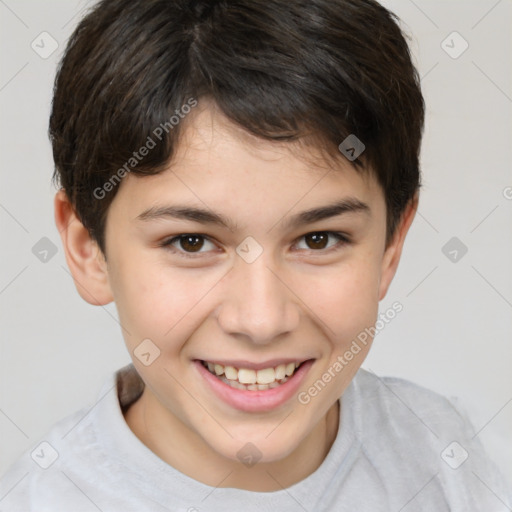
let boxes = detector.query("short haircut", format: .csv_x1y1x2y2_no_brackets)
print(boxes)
50,0,425,255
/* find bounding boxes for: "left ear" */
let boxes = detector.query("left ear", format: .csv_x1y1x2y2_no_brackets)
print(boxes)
378,192,418,300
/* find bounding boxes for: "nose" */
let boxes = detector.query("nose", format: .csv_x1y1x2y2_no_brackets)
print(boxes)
216,255,301,345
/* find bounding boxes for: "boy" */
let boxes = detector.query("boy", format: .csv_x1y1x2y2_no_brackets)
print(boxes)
1,0,510,510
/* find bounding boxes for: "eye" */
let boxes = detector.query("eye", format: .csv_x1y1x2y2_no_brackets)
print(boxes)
161,234,217,256
294,231,350,251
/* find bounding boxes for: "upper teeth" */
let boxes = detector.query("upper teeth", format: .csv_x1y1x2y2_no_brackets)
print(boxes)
205,361,300,385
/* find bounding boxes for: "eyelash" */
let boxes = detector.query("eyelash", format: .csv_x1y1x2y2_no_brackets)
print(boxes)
159,231,351,259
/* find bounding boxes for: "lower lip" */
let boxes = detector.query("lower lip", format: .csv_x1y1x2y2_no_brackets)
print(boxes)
194,359,314,413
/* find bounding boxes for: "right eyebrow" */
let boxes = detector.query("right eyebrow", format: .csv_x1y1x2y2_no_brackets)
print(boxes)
135,205,238,230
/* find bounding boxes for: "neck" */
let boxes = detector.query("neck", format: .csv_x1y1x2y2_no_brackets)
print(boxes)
124,389,340,491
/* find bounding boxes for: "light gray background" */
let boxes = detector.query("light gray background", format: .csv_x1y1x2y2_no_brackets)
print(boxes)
1,0,511,487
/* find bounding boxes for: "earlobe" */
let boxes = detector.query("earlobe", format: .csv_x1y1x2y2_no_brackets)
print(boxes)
378,193,419,301
54,189,114,306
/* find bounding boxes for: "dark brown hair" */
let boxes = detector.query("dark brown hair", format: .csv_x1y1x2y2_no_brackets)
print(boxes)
50,0,424,255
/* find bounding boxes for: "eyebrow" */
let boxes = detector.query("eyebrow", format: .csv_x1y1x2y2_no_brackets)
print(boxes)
136,197,370,231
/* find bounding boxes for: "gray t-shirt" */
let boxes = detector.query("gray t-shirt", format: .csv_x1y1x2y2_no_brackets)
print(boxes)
1,364,510,511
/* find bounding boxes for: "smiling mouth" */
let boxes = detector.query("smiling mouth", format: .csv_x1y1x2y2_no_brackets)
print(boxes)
201,360,305,391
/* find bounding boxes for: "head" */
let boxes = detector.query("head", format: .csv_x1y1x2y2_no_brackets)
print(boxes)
52,0,423,470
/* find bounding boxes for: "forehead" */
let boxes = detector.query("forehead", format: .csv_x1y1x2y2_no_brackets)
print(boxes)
112,103,384,220
177,103,372,179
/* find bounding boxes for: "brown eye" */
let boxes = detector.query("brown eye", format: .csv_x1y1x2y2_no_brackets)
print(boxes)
179,235,204,252
304,232,329,250
161,233,218,259
295,231,350,253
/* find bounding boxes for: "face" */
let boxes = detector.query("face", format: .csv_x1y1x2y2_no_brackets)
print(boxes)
97,103,405,467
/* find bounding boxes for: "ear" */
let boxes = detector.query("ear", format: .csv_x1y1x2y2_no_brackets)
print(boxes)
378,192,418,301
54,189,114,305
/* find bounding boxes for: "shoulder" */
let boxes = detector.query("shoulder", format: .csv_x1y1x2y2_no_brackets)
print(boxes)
343,368,512,509
350,369,469,431
0,405,95,510
348,368,482,455
0,369,124,511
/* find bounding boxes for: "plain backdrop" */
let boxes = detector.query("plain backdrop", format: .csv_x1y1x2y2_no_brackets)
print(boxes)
1,0,511,486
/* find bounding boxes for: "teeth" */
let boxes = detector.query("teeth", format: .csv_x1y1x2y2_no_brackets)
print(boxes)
275,364,286,380
219,375,289,391
203,360,302,389
256,368,276,384
238,368,257,384
285,363,296,376
224,366,237,380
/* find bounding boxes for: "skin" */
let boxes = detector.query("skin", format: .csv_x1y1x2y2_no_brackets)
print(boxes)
55,101,417,491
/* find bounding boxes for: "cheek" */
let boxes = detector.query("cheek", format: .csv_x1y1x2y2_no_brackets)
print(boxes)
299,258,381,340
109,255,225,350
305,261,381,396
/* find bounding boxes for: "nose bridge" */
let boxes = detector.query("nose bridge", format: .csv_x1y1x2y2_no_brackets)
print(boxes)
217,252,299,343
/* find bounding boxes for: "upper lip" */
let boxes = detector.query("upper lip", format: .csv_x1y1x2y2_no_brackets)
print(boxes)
197,358,313,370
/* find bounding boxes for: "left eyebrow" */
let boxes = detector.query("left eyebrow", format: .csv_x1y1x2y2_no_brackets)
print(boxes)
282,197,371,230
